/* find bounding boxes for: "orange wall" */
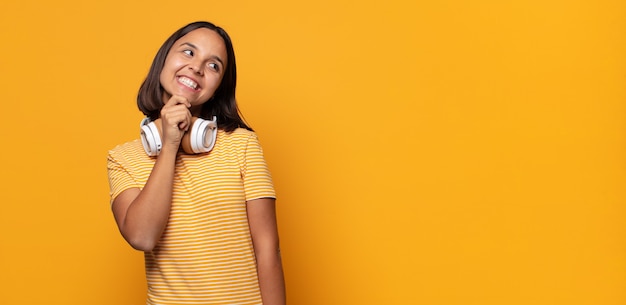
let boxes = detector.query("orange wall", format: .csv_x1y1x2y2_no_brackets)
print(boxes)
1,0,624,304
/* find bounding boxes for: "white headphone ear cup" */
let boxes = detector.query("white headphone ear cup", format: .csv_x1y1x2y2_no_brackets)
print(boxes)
140,121,162,156
189,116,218,153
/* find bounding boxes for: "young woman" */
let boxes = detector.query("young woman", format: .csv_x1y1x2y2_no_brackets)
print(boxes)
107,21,285,305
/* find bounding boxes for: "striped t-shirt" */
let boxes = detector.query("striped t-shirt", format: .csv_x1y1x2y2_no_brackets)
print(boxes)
107,128,275,305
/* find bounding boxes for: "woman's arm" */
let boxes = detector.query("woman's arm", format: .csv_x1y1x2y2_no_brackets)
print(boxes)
111,146,177,251
111,96,191,252
247,198,286,305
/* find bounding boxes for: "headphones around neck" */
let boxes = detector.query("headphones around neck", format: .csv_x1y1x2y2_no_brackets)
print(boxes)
140,116,218,156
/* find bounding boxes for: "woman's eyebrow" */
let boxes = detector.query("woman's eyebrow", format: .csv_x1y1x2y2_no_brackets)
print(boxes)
181,42,198,49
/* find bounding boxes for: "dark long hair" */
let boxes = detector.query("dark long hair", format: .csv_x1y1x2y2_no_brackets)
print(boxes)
137,21,251,132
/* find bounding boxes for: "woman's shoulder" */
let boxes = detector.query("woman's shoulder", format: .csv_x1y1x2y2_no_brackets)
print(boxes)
108,139,145,158
219,128,257,141
216,128,262,152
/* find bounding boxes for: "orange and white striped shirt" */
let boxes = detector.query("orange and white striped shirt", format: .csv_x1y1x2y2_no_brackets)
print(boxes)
107,128,275,305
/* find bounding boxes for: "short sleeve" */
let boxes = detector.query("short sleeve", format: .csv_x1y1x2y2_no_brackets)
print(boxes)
107,149,142,204
241,133,276,201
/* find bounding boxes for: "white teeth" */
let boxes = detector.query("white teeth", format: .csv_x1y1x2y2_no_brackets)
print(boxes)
179,77,198,89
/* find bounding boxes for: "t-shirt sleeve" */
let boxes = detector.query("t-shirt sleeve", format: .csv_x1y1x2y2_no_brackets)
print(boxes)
107,149,141,204
242,133,276,201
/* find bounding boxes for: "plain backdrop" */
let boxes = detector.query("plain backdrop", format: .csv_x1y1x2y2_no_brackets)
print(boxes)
0,0,624,304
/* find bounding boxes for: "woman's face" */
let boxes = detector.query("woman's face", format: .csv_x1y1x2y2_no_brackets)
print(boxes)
160,28,227,115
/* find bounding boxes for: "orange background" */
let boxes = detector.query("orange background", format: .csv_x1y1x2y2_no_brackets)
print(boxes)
1,0,625,304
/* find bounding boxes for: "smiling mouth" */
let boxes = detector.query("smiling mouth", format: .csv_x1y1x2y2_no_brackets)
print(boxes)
178,76,198,90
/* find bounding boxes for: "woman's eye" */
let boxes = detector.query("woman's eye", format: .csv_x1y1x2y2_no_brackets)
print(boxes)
207,63,219,71
183,49,193,56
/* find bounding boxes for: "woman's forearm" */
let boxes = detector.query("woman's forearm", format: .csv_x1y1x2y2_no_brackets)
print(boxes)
257,251,286,305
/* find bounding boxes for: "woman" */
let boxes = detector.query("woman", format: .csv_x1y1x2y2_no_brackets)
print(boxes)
107,21,285,305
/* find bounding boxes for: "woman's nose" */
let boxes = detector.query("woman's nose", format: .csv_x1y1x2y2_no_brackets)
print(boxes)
189,62,203,75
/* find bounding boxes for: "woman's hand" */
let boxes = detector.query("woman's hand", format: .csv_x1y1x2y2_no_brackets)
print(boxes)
160,95,192,150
